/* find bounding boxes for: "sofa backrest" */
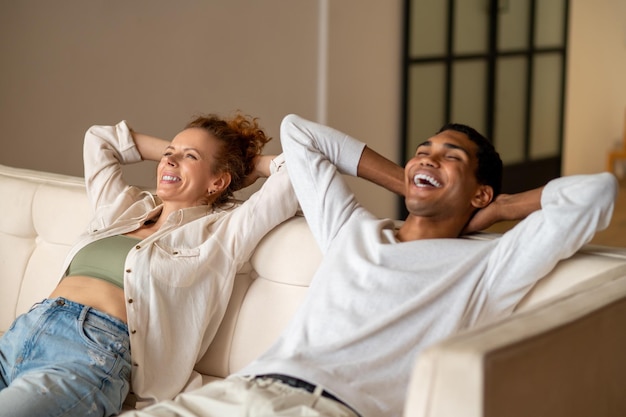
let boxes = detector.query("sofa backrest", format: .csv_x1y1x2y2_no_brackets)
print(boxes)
0,163,320,380
2,162,626,382
197,224,626,380
195,215,321,379
0,164,91,332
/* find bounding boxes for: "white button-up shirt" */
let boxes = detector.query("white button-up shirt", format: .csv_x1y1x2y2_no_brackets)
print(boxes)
59,121,297,405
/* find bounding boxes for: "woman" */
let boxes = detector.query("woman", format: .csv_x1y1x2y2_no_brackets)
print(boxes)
0,113,298,417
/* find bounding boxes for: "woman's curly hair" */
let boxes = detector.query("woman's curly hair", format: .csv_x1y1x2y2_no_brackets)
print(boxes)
185,111,271,206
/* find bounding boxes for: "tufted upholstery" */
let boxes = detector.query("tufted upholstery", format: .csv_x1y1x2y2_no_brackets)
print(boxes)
2,162,626,416
0,165,90,331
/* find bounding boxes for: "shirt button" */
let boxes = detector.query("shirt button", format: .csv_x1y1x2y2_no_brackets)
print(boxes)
131,329,137,334
126,269,131,273
128,298,134,304
135,245,141,250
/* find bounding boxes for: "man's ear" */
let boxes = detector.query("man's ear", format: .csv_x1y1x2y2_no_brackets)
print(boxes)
471,184,493,209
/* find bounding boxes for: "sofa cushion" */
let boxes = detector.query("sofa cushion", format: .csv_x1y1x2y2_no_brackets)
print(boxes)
195,215,321,378
0,165,91,332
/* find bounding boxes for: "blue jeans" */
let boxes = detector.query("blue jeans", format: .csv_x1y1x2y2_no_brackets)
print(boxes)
0,297,131,417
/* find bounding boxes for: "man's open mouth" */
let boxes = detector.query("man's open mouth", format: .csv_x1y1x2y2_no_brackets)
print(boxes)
413,174,442,188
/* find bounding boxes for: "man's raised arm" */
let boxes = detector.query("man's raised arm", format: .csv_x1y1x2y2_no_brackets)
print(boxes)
357,146,405,197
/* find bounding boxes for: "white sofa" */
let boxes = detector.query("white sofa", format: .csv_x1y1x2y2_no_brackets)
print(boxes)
2,162,626,417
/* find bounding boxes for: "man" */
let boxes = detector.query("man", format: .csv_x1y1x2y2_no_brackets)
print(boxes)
127,114,617,417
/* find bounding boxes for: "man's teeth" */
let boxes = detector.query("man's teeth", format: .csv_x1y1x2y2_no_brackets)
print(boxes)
162,175,180,182
413,174,442,188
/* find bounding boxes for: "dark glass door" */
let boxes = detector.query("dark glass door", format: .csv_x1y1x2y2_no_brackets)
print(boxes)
401,0,569,202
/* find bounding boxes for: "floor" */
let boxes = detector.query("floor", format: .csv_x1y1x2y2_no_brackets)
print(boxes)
485,177,626,248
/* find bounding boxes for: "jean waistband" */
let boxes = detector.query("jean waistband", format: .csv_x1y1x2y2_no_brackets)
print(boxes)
41,297,128,333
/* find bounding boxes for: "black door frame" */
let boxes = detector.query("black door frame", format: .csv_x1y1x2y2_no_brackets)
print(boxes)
400,0,569,217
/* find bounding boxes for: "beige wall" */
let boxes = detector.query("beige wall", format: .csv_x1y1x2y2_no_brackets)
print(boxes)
0,0,623,220
0,1,318,185
564,0,626,177
326,1,402,218
0,0,402,219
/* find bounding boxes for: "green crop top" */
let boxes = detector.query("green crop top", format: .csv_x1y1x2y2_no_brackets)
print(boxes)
65,235,141,289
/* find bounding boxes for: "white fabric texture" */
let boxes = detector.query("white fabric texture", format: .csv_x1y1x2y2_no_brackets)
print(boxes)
121,375,358,417
239,114,617,417
60,122,298,406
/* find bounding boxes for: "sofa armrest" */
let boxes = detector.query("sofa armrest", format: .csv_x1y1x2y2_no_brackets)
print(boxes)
404,273,626,417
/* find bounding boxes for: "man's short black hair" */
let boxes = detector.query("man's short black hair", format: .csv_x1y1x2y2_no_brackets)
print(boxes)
437,123,503,197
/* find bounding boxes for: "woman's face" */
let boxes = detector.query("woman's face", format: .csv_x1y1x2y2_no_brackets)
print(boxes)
156,127,226,208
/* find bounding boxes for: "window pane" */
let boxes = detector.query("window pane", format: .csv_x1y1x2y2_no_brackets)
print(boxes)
497,0,530,51
535,0,566,48
453,0,489,55
494,57,527,164
451,60,486,134
409,0,448,57
406,64,446,158
530,54,562,159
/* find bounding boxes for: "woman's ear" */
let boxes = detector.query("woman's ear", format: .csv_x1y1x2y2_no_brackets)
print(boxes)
471,184,494,209
211,172,232,194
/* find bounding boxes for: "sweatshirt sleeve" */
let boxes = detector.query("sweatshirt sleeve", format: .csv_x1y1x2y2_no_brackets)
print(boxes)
82,121,143,211
480,172,618,317
280,114,366,252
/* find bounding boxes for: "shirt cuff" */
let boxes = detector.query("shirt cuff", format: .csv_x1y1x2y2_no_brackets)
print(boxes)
270,153,286,175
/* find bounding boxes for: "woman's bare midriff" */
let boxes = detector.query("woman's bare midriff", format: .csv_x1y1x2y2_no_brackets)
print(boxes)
48,276,127,323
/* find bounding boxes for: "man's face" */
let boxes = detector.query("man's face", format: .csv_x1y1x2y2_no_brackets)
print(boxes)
403,129,488,220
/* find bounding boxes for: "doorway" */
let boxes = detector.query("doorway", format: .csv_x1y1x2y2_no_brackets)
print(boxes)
401,0,569,200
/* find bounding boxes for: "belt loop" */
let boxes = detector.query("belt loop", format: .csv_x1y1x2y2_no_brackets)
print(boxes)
312,384,324,398
78,304,90,322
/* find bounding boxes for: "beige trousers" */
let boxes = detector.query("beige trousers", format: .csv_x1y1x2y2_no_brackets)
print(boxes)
121,375,359,417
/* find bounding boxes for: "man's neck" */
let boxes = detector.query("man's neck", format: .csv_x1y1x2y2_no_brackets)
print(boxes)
395,215,465,242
